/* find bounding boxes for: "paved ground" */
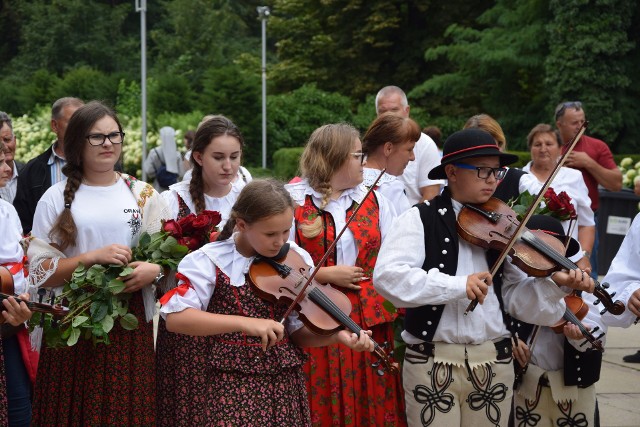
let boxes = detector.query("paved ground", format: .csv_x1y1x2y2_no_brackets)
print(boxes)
598,325,640,427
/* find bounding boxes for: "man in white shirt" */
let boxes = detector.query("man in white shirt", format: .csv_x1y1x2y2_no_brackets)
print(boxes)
375,86,442,204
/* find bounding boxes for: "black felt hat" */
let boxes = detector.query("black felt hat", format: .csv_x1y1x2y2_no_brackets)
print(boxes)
428,128,519,180
526,214,581,258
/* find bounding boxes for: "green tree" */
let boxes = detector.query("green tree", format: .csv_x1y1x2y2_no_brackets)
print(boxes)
411,0,551,150
270,0,489,101
266,84,353,164
545,0,636,152
196,63,262,165
9,0,137,75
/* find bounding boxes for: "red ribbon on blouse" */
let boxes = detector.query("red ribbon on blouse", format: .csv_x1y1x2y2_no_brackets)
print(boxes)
159,272,193,305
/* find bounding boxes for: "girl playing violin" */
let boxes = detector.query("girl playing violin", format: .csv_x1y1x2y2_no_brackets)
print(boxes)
156,115,248,426
374,128,595,427
161,179,373,426
511,215,606,427
285,123,406,426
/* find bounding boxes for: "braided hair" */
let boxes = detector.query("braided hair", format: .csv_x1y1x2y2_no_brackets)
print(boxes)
298,123,360,238
189,115,244,214
49,101,123,250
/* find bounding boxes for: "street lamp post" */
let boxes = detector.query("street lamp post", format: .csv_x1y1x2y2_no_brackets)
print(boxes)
136,0,148,181
257,6,270,170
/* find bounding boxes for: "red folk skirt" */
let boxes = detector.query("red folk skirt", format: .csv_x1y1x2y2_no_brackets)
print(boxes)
304,321,406,427
31,291,155,426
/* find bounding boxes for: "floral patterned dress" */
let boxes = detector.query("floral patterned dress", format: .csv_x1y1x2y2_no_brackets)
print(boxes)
0,341,7,427
293,191,406,427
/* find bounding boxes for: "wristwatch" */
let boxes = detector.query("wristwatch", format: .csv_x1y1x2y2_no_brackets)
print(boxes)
583,250,591,258
153,266,165,286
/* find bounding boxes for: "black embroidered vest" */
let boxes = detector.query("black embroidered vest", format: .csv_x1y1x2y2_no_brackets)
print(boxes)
404,188,510,342
512,315,602,388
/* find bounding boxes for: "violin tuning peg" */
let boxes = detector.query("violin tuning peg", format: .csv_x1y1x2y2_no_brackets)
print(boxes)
389,350,394,357
600,308,608,315
602,282,610,289
609,292,616,298
596,332,605,341
376,369,386,377
593,299,600,305
580,340,588,348
592,326,600,333
382,341,389,349
371,361,380,368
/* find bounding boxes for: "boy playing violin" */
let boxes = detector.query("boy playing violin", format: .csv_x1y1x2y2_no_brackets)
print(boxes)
374,128,595,427
511,215,606,427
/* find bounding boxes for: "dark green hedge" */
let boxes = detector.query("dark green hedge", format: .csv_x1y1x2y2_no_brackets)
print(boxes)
273,147,304,180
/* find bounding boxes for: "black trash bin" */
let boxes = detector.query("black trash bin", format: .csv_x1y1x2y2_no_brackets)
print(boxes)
597,188,640,275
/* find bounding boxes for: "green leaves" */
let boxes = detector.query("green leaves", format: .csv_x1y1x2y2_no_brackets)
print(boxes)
36,227,190,348
37,262,138,348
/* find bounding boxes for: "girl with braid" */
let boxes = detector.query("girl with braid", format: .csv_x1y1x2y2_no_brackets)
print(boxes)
161,179,374,426
156,115,246,425
285,123,406,426
29,101,170,426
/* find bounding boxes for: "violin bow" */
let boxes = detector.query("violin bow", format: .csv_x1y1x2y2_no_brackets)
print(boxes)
279,169,387,322
465,122,589,314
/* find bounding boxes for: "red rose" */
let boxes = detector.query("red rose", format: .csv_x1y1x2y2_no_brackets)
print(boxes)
162,219,182,238
178,236,202,251
201,210,222,228
544,188,563,213
178,214,197,234
558,191,577,219
192,214,213,230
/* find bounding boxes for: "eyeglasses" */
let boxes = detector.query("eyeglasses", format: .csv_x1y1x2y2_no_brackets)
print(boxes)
554,101,582,120
351,152,366,165
453,163,506,180
86,132,125,146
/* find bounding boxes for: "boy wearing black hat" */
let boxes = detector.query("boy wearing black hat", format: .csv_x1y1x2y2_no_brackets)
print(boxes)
374,128,595,427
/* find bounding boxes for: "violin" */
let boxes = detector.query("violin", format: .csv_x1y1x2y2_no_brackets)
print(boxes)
249,244,399,376
0,266,70,323
552,292,604,352
457,197,625,316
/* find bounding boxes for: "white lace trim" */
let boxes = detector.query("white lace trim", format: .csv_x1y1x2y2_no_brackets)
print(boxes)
363,168,396,187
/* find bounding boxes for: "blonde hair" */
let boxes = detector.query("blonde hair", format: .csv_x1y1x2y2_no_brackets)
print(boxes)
300,123,360,208
464,114,506,150
298,123,360,238
217,179,295,240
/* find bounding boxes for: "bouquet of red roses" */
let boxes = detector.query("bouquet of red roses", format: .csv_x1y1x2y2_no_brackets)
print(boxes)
161,210,222,252
509,188,577,222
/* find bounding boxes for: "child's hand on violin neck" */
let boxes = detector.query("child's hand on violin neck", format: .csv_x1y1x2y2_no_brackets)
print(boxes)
562,322,590,341
466,272,492,304
1,293,32,326
336,330,374,353
241,318,285,352
551,268,595,293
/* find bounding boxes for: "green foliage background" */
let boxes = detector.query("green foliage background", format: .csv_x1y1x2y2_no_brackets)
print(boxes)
1,0,639,171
